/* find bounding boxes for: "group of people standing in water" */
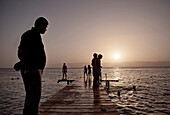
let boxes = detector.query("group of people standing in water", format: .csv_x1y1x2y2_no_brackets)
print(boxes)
83,65,91,78
84,53,103,88
63,53,103,89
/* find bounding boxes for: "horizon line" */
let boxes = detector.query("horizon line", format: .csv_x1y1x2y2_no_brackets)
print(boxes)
1,66,170,69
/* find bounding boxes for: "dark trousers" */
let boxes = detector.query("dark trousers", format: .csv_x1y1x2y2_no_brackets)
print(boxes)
21,69,42,115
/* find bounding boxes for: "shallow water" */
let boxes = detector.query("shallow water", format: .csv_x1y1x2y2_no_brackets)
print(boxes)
0,68,82,115
102,68,170,115
0,68,170,115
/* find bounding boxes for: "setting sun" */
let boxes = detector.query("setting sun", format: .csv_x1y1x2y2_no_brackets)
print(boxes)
113,53,120,60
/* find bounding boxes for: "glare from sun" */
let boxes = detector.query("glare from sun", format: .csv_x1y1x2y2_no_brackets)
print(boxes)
113,53,120,60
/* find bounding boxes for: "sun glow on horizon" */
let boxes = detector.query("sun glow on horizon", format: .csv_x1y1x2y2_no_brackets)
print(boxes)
113,53,120,60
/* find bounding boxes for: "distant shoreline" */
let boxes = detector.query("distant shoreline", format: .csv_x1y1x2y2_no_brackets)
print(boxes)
48,66,170,69
1,66,170,69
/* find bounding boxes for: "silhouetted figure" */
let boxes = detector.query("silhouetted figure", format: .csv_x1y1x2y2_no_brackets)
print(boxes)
16,17,48,115
97,54,103,84
92,53,98,89
87,65,91,76
117,91,120,97
84,66,87,78
133,86,136,91
62,63,67,80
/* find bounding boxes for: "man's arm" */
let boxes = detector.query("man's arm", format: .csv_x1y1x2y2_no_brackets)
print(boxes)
18,49,28,61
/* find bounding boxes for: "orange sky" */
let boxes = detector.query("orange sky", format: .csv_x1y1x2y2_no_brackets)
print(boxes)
0,0,170,67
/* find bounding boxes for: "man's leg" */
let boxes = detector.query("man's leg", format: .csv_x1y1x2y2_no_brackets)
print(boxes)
21,69,42,115
93,69,97,88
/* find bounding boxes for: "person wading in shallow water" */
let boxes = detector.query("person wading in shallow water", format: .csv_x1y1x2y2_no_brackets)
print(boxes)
14,17,49,115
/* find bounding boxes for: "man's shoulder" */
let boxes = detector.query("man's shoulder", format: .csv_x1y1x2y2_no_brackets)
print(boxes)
21,29,33,38
21,28,39,40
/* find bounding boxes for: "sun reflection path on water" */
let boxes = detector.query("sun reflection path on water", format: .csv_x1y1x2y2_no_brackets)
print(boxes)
102,68,170,115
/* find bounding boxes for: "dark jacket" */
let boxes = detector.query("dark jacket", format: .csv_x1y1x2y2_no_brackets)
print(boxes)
18,27,46,69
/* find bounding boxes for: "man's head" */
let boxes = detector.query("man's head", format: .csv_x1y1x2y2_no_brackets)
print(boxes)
98,54,103,59
34,17,49,34
93,53,97,58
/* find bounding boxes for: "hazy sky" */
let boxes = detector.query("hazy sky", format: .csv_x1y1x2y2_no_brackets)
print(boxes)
0,0,170,68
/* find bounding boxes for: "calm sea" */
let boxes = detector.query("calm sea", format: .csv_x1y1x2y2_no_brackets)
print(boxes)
0,68,170,115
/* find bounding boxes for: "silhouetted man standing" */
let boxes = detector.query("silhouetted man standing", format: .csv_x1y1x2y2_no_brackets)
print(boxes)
92,53,98,88
17,17,48,115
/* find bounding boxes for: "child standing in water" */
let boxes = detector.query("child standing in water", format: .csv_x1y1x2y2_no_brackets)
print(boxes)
88,65,91,76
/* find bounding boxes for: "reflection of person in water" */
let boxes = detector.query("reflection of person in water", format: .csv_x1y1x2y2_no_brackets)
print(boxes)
62,63,67,80
93,87,100,105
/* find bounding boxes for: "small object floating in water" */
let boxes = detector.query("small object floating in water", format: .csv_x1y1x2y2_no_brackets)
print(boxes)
11,77,19,80
101,108,107,112
117,91,120,97
133,86,136,90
